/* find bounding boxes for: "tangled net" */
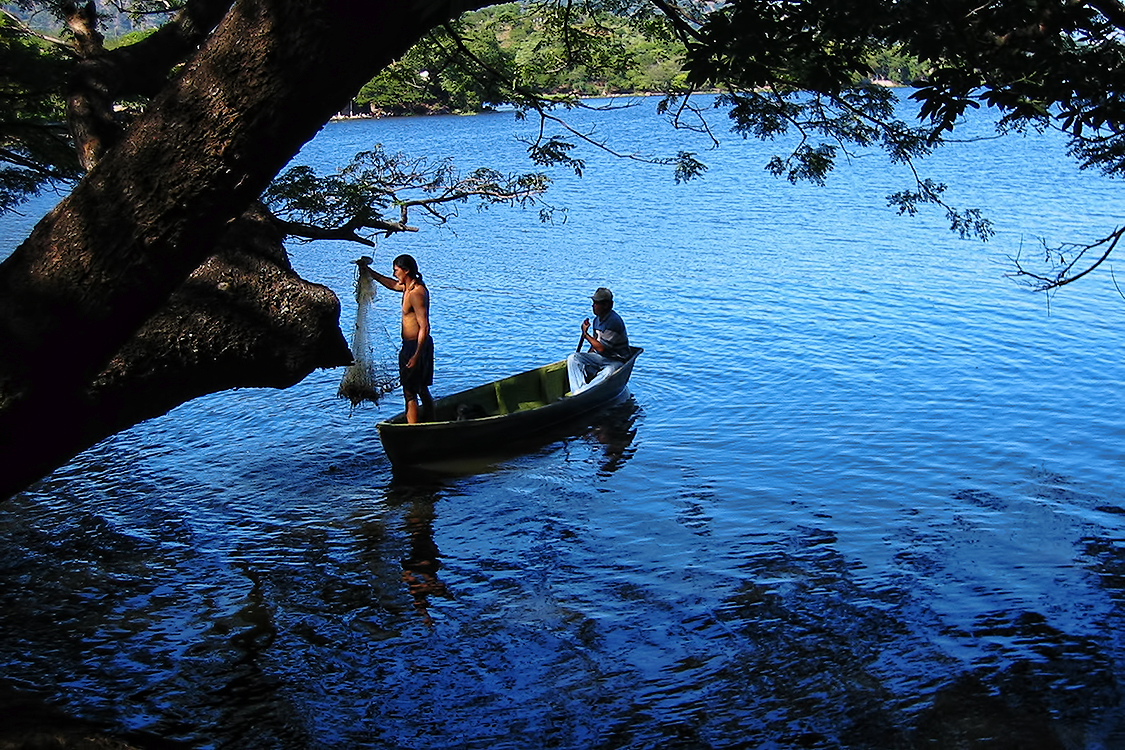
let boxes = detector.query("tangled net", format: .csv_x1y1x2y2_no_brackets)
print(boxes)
338,258,398,407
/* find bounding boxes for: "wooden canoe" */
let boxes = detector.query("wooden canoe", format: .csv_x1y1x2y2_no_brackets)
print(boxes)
377,347,642,468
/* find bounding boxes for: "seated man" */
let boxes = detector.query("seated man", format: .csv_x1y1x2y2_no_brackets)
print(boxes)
567,287,629,394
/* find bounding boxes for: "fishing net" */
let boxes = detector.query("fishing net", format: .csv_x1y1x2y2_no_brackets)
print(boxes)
338,258,398,407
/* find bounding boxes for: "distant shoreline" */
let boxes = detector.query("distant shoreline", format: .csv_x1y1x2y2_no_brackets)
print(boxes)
332,83,907,121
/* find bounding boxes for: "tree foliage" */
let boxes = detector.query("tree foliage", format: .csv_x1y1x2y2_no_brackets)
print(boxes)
263,147,553,245
0,0,499,500
0,9,80,211
676,0,1125,288
353,2,689,116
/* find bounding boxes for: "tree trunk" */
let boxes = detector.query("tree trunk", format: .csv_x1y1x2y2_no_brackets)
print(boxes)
0,0,493,500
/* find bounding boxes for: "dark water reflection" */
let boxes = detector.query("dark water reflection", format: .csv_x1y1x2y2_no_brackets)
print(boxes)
3,98,1125,748
1,415,1123,749
5,471,1120,748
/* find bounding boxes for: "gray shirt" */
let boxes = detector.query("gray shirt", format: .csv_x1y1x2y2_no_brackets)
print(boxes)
593,309,629,360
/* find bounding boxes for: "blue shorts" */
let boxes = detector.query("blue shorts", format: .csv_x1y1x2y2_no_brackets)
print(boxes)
399,338,434,394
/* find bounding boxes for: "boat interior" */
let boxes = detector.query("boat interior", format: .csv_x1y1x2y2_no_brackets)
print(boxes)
427,360,571,422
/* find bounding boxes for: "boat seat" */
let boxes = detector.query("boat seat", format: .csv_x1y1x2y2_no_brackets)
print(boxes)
540,363,568,403
493,361,568,414
493,382,509,415
501,370,550,412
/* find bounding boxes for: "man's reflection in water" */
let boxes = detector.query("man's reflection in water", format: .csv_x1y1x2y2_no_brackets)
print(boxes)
586,398,640,474
400,500,452,627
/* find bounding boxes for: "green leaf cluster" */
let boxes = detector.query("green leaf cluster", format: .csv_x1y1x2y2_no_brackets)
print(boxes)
262,145,554,243
686,0,1125,182
0,11,80,212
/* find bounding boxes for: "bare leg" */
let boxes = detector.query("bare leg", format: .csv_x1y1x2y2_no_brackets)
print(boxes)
404,391,419,424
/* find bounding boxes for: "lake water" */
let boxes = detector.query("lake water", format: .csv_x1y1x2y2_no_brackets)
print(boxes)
3,96,1125,749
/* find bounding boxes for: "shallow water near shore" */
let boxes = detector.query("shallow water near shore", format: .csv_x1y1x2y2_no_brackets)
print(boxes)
2,97,1125,748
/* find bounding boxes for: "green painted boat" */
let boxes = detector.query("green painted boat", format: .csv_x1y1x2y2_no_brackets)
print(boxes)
377,347,642,468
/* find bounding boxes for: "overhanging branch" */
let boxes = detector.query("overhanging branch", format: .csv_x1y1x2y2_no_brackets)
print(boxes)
1008,226,1125,291
276,218,417,245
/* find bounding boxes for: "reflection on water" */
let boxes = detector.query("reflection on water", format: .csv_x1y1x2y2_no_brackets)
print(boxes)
388,482,454,628
587,398,641,475
1,401,1124,747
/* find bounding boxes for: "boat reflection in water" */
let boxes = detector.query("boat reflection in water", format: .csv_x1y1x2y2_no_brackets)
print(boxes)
572,396,641,476
381,398,641,626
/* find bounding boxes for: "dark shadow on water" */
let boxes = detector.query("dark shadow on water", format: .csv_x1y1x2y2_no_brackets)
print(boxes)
584,396,641,475
704,512,1125,749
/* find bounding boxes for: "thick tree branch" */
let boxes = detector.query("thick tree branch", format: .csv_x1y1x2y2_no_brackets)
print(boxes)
30,204,352,494
101,0,235,99
275,218,417,245
62,0,116,169
63,0,236,169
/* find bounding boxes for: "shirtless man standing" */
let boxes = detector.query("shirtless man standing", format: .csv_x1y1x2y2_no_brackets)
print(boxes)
359,254,433,423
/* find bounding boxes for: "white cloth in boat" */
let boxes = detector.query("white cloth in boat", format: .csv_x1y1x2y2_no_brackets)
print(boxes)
566,350,621,394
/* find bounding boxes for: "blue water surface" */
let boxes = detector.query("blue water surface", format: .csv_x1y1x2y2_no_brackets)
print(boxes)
2,95,1125,749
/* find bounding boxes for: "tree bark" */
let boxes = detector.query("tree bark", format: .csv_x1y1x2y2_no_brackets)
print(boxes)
31,205,353,492
0,0,494,500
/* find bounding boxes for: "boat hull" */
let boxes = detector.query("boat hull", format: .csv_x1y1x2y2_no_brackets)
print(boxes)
377,348,642,468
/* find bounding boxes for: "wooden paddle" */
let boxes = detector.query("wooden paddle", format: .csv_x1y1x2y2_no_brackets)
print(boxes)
576,318,589,353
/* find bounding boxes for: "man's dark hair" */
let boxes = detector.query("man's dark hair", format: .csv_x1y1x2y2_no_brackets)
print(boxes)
394,254,423,282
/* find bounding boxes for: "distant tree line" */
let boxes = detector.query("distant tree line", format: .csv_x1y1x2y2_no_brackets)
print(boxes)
349,3,926,116
2,1,927,121
351,3,688,116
